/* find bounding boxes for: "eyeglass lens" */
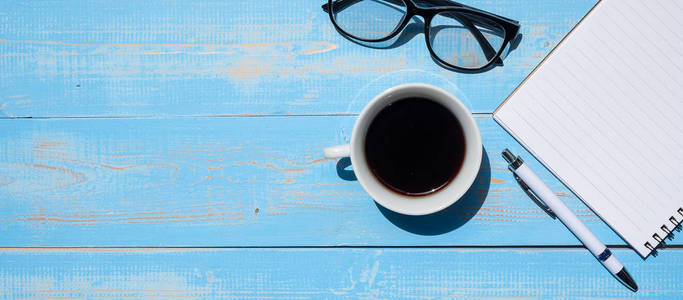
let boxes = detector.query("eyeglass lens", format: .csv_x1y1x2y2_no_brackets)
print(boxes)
429,11,506,69
330,0,408,40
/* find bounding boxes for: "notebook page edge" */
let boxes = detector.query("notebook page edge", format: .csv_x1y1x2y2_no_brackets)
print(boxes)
493,0,604,117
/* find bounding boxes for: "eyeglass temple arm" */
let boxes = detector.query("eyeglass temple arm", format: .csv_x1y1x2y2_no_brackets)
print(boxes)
421,0,519,25
324,0,518,25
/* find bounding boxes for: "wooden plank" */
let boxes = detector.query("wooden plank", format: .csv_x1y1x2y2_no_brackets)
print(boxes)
4,115,679,247
0,0,597,117
1,248,681,298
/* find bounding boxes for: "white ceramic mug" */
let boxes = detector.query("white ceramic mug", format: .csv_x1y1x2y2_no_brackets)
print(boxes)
324,83,482,216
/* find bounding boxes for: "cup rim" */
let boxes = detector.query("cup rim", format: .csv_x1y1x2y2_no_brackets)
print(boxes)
349,83,482,216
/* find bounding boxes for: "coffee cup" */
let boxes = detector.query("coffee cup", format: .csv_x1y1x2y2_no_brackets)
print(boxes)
324,83,482,216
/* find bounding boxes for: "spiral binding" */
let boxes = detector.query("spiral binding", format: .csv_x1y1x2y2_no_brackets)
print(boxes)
645,207,683,256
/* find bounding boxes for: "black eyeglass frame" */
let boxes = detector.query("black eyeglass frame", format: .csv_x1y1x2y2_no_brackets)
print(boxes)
323,0,521,71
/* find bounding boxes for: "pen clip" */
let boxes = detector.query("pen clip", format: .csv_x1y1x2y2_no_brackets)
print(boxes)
513,173,557,219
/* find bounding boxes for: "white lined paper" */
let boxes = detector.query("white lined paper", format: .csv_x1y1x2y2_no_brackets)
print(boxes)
495,0,683,257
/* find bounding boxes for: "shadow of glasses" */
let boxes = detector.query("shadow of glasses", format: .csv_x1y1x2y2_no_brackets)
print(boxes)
322,0,523,73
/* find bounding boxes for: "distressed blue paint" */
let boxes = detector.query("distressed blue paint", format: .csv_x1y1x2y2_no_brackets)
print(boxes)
2,116,679,247
3,0,678,295
0,0,596,117
1,248,681,298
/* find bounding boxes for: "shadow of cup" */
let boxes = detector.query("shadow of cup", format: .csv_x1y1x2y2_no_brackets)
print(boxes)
352,149,491,235
335,146,491,235
374,148,491,235
336,157,357,181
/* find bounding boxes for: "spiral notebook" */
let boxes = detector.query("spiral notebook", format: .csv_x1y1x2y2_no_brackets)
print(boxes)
494,0,683,257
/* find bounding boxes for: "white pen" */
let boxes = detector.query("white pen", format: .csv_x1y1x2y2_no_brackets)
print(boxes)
503,149,637,292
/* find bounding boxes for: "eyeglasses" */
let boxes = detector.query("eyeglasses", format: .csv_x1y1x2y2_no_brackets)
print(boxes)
323,0,520,71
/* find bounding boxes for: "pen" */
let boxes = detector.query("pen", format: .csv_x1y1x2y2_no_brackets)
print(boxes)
502,149,638,292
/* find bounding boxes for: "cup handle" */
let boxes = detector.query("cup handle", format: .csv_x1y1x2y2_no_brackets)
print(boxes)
323,144,351,159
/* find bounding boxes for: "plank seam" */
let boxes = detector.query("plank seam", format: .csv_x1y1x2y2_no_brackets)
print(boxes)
0,113,494,120
3,245,683,250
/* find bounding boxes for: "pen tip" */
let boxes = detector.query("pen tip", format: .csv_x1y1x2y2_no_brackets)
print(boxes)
616,268,638,292
502,149,515,163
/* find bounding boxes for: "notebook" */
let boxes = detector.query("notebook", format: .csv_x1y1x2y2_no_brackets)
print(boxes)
494,0,683,257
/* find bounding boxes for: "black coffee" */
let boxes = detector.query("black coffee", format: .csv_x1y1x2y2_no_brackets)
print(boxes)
365,97,466,196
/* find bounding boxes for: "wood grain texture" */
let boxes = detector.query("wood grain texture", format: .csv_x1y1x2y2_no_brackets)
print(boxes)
3,0,680,296
0,0,597,117
4,115,680,247
1,248,682,298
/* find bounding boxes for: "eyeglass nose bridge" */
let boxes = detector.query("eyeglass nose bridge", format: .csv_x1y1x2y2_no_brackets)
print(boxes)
400,0,445,49
402,3,441,62
403,0,436,22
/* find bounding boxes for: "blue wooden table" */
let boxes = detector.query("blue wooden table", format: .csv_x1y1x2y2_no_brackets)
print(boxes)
1,0,682,298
